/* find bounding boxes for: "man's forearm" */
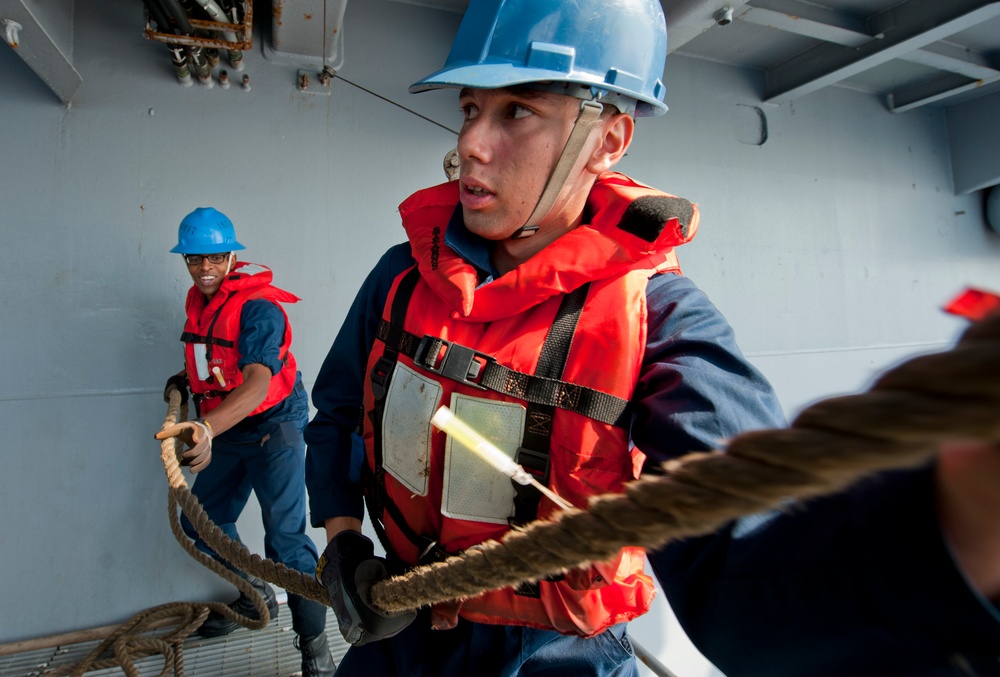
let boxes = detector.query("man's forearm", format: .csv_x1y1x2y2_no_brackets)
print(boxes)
202,363,271,437
936,441,1000,601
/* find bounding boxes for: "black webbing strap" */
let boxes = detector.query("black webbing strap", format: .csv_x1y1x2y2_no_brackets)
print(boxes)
375,323,630,428
361,461,448,571
509,284,590,597
203,303,228,362
512,282,590,525
365,267,430,562
179,300,231,366
179,331,236,349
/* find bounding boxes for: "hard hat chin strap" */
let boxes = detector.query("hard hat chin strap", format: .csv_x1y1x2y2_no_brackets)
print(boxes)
510,100,605,239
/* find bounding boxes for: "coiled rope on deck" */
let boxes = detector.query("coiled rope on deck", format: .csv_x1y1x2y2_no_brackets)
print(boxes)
43,402,281,677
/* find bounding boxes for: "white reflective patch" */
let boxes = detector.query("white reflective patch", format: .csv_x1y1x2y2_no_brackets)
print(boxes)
382,362,442,496
237,263,268,276
193,343,210,381
441,394,526,525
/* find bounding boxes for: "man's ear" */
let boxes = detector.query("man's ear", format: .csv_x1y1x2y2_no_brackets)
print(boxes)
586,113,634,174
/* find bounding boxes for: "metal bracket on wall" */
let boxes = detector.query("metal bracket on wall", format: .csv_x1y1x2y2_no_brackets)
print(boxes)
295,67,335,96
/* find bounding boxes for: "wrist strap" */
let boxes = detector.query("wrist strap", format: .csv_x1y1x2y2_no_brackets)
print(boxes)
195,418,213,437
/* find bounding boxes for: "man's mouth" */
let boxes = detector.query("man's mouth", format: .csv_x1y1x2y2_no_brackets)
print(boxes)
461,180,496,210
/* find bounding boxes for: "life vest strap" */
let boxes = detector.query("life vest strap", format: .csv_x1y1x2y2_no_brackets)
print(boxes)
376,321,630,428
367,267,424,559
179,331,235,349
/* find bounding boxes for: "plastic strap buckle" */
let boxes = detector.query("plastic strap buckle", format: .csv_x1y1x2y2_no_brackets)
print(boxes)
514,447,550,485
414,336,490,390
370,356,396,401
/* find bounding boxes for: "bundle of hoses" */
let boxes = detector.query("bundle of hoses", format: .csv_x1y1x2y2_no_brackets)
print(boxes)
45,310,1000,675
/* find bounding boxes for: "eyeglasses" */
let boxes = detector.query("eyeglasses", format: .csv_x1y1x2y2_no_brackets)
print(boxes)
183,253,230,265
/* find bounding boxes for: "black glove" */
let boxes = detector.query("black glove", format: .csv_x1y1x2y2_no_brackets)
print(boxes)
163,373,189,405
316,531,416,646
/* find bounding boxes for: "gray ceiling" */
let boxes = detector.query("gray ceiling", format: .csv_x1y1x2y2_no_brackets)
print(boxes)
395,0,1000,114
4,0,999,113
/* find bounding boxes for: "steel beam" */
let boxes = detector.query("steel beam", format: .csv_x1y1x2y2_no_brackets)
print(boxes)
737,0,873,47
762,0,1000,105
898,46,999,82
0,0,80,104
947,89,1000,194
740,7,872,48
888,72,1000,113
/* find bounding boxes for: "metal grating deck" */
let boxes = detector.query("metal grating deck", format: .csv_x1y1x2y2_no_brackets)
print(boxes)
0,603,350,677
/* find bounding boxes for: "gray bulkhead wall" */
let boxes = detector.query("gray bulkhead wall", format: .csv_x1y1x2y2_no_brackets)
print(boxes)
0,0,998,673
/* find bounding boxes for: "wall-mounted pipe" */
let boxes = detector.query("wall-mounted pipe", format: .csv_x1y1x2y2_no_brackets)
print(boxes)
141,0,172,35
192,0,239,42
169,46,193,86
187,46,214,87
226,6,244,70
157,0,194,35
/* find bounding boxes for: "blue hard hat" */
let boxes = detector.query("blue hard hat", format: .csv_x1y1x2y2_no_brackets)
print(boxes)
409,0,668,117
170,207,246,254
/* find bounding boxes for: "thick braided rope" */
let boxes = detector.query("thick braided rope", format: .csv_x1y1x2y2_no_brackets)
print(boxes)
158,395,329,606
42,602,208,677
368,312,1000,613
45,398,292,676
52,310,998,676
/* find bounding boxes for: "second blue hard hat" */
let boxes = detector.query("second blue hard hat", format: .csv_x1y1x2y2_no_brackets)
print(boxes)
170,207,246,254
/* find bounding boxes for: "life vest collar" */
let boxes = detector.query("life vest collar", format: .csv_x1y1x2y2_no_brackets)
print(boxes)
399,171,698,322
182,261,300,416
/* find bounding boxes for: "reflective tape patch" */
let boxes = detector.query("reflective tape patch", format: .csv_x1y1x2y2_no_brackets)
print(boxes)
382,362,442,496
441,394,526,525
193,344,210,381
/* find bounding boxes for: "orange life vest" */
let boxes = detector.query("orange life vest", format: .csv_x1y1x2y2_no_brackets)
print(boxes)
182,261,300,416
362,172,699,637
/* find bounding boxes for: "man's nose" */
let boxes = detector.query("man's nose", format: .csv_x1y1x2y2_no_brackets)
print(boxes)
457,116,493,165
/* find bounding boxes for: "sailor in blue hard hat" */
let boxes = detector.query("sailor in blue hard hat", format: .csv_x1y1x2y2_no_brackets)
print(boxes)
159,207,336,676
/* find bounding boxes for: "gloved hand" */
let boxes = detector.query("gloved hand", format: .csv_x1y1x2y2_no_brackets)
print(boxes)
154,419,212,472
163,373,189,405
316,531,416,646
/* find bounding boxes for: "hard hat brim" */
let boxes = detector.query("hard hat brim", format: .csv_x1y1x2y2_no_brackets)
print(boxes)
410,62,668,117
169,240,246,254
